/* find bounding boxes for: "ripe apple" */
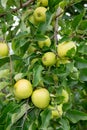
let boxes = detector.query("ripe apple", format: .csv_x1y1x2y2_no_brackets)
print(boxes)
42,52,56,66
37,0,48,7
31,88,50,109
14,79,33,99
62,89,69,103
49,104,63,118
38,36,51,48
57,41,76,58
0,42,9,57
33,7,47,23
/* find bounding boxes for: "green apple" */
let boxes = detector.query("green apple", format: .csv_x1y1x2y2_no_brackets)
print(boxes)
37,0,48,7
28,44,37,54
49,104,63,118
0,42,9,57
33,7,47,23
38,36,51,48
14,79,33,99
31,88,50,109
62,89,69,103
57,41,76,58
42,52,56,66
29,14,37,25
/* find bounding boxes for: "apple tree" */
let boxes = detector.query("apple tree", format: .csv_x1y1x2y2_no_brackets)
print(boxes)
0,0,87,130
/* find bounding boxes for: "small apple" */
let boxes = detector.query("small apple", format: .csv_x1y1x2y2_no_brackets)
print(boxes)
0,42,9,57
38,36,51,48
37,0,48,7
62,89,69,103
29,14,37,25
57,41,76,58
33,7,47,23
31,88,50,109
49,104,63,118
42,52,56,66
70,67,79,80
28,44,37,54
14,79,33,99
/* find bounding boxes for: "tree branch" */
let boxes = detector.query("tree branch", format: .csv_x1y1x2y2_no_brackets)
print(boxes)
0,0,35,17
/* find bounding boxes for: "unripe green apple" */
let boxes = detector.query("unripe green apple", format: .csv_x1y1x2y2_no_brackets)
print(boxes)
42,52,56,66
0,42,9,57
14,79,33,99
62,89,69,103
28,44,37,54
57,41,76,58
33,7,47,23
29,14,37,25
38,36,51,48
31,88,50,109
49,104,63,118
37,0,48,7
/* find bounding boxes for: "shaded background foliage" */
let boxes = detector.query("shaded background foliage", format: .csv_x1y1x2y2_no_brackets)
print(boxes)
0,0,87,130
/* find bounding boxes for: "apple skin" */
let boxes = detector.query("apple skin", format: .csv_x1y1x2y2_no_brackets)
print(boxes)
0,43,9,57
38,36,51,48
37,0,48,7
33,7,47,23
62,89,69,103
31,88,50,109
49,104,63,119
56,57,70,67
14,79,33,100
57,41,76,58
29,14,37,25
42,52,56,66
28,44,37,54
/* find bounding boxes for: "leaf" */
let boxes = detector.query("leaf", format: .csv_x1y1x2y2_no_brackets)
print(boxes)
71,13,83,30
59,118,70,130
40,109,51,129
66,109,87,123
33,65,43,86
6,103,30,130
75,57,87,69
1,0,8,8
0,81,9,91
79,68,87,81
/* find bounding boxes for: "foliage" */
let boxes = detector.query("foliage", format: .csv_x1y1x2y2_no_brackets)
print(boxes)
0,0,87,130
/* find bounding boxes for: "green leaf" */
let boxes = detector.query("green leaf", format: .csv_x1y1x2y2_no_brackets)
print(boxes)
0,81,9,91
76,57,87,69
79,68,87,81
59,118,70,130
33,65,43,86
1,0,8,8
66,109,87,123
71,13,83,30
6,103,30,130
40,109,51,129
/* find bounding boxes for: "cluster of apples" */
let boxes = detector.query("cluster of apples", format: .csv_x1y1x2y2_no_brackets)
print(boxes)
13,78,69,119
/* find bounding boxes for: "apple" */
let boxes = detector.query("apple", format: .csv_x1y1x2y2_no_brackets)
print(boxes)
33,7,47,23
0,42,9,57
37,0,48,7
28,44,37,54
31,88,50,109
62,89,69,103
29,14,37,25
42,52,56,66
70,67,79,80
49,104,63,118
38,36,51,48
14,79,33,99
57,41,76,58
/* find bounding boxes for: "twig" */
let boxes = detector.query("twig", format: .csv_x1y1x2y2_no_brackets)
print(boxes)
54,7,62,45
0,0,35,17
